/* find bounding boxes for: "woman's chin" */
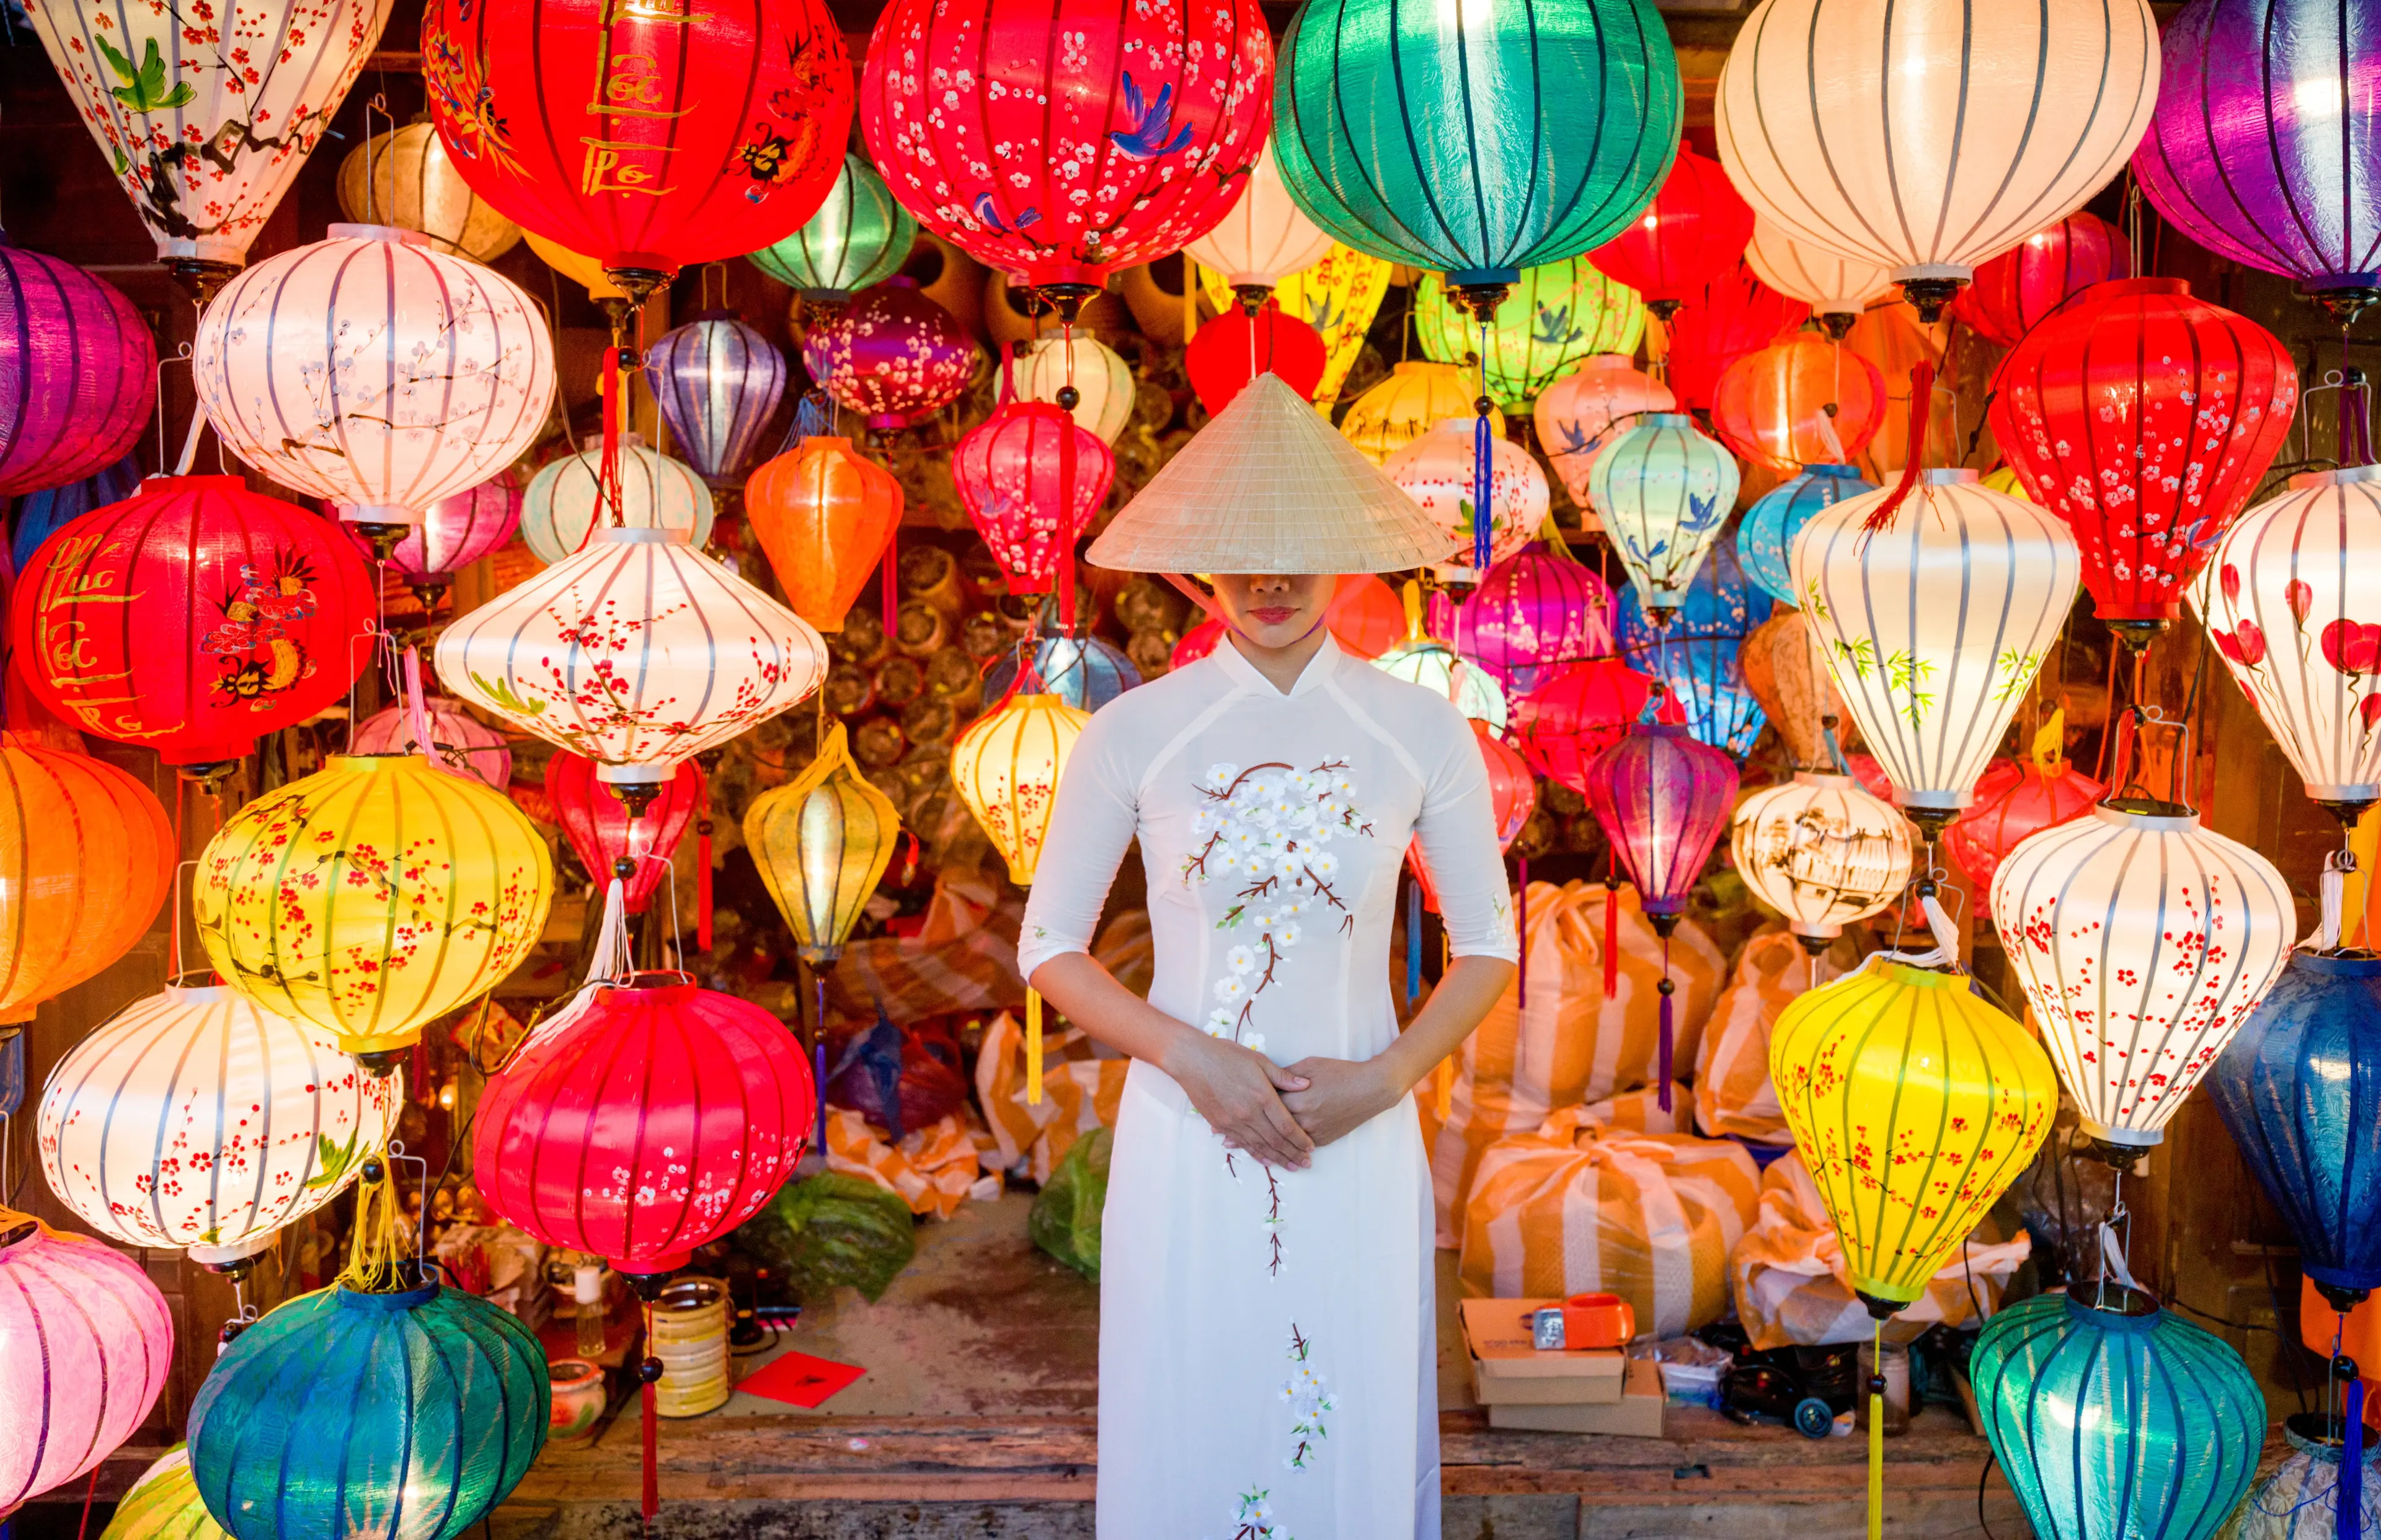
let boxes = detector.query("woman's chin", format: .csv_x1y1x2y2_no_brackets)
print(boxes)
1234,618,1316,650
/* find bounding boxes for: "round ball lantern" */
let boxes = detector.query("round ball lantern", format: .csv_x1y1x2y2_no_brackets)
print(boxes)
1943,739,2108,895
520,437,714,565
1731,771,1914,952
348,695,513,790
747,153,918,303
544,751,705,916
1383,418,1548,579
1739,609,1858,771
15,476,376,778
1582,722,1738,938
952,693,1091,886
1200,243,1396,409
745,722,901,965
1586,146,1754,319
1343,361,1508,466
1710,332,1888,473
646,314,788,488
2134,0,2381,321
1736,463,1876,609
1591,412,1742,618
1769,957,2059,1314
2209,950,2381,1309
859,0,1270,300
1793,469,2082,833
1993,802,2297,1159
1972,1287,2264,1540
1017,335,1137,444
1949,211,2130,346
1329,575,1409,660
983,634,1142,713
1372,639,1512,733
475,978,814,1275
194,753,554,1062
0,737,174,1025
743,436,903,632
438,528,828,800
1992,278,2299,645
1716,0,2160,319
366,470,525,607
0,1213,173,1511
103,1446,228,1540
802,279,979,430
1511,657,1654,794
2192,466,2381,824
0,237,154,497
1745,219,1894,337
1416,257,1647,410
1535,355,1676,513
1455,549,1616,694
1656,258,1809,412
38,986,402,1265
954,402,1117,600
337,120,523,263
10,453,141,572
1615,533,1773,756
193,226,556,542
188,1280,547,1540
1186,302,1329,415
1186,138,1336,298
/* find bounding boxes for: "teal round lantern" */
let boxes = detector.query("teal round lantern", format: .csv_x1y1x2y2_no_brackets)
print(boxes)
1736,464,1875,609
1972,1285,2264,1540
1416,257,1646,410
189,1281,548,1540
747,154,919,303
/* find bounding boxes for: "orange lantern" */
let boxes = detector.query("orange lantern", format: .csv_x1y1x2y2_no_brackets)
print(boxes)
743,436,903,632
0,734,173,1024
1710,332,1888,472
1845,301,1958,482
1328,574,1408,660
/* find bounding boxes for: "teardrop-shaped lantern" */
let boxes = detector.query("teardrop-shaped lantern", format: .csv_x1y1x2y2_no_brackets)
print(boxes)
1343,361,1508,466
1711,333,1889,473
1535,354,1676,514
1949,211,2130,347
1590,412,1742,618
348,694,513,789
953,402,1116,599
1731,771,1913,952
1793,469,2082,834
746,153,918,303
745,723,901,965
1993,801,2297,1159
951,693,1091,887
1017,335,1137,444
1584,146,1753,319
0,1213,173,1510
1510,658,1653,794
743,436,903,631
1415,257,1647,410
1186,139,1336,298
1744,220,1894,338
1455,549,1615,695
645,313,788,488
1383,418,1548,579
0,736,174,1025
1735,463,1876,608
544,751,705,915
520,436,715,564
1581,722,1739,937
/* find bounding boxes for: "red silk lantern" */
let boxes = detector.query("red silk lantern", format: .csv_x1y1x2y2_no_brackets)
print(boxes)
474,976,814,1275
953,402,1114,614
14,476,375,778
858,0,1272,299
1587,147,1754,319
1990,277,2298,643
1950,211,2129,347
743,436,903,632
420,0,853,293
1709,332,1889,472
1329,573,1410,660
545,751,705,914
1407,721,1535,910
1943,726,2106,895
1510,658,1656,794
1186,303,1328,416
1173,617,1226,671
1659,259,1810,412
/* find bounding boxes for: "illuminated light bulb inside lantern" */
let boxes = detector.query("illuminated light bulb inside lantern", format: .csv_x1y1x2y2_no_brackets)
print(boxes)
520,434,715,564
1730,771,1913,954
1382,418,1548,581
745,722,902,965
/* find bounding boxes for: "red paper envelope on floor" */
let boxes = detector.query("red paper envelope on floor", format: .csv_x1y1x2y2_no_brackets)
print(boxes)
739,1349,866,1409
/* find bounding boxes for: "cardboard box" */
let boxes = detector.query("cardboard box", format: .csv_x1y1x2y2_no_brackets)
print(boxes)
1484,1356,1667,1436
1460,1297,1627,1407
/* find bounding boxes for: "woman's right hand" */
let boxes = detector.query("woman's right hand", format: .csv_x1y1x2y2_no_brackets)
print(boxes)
1162,1031,1315,1170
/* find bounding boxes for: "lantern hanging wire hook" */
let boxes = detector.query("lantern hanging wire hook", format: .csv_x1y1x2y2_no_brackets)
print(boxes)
360,93,394,226
2291,367,2366,475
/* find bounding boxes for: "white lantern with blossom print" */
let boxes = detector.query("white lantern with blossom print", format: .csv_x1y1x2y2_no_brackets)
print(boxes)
436,528,827,808
1186,139,1336,298
1990,802,2295,1159
1729,771,1913,954
1381,418,1545,582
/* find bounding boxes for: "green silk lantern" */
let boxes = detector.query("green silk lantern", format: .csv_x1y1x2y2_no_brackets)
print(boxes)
747,154,919,303
1416,257,1647,410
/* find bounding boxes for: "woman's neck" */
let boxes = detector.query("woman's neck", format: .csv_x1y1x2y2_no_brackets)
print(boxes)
1225,624,1329,694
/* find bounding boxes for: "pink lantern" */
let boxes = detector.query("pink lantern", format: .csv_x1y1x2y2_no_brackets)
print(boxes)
358,469,526,604
1949,211,2130,347
348,694,513,790
1382,418,1548,578
1456,549,1616,695
952,400,1115,609
0,1212,173,1510
1535,355,1675,515
801,279,980,430
1510,658,1656,793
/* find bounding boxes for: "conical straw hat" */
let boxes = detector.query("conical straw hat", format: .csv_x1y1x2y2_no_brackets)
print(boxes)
1086,372,1452,573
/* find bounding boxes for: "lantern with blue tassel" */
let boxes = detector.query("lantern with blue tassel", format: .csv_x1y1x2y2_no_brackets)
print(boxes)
2223,1409,2379,1540
1616,522,1773,755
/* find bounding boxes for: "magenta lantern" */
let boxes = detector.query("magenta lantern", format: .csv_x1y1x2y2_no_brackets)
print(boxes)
954,400,1114,609
0,1212,174,1511
357,468,525,603
802,278,980,429
1455,549,1616,695
1949,211,2130,347
349,694,514,790
1510,657,1658,794
0,236,155,498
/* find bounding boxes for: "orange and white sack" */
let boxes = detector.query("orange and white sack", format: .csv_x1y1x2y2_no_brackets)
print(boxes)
1693,930,1819,1146
1729,1150,2031,1350
1429,880,1724,1247
1458,1102,1760,1340
974,1010,1128,1185
824,1109,983,1221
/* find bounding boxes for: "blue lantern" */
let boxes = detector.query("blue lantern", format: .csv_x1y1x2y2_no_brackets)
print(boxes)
1616,522,1771,755
1971,1286,2264,1540
982,634,1142,714
11,451,140,571
0,1030,20,1121
645,313,788,488
2209,950,2381,1311
1736,464,1874,609
189,1281,548,1540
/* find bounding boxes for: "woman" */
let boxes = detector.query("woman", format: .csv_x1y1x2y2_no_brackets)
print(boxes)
1018,375,1519,1540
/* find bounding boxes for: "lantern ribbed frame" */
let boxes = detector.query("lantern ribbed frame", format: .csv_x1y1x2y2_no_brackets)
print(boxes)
1992,802,2295,1149
38,985,401,1257
1187,138,1335,290
10,453,140,572
1943,755,2107,895
1272,0,1682,284
1736,464,1876,609
1768,958,2059,1308
1185,302,1329,414
1744,219,1894,324
1716,0,2160,294
0,239,155,497
1992,277,2298,627
348,696,512,790
1615,536,1773,756
1535,355,1675,511
743,436,903,632
1793,469,2081,821
188,1281,547,1540
103,1446,226,1540
366,470,524,590
544,751,704,915
0,737,174,1025
1370,640,1511,733
1343,361,1507,466
1455,549,1616,696
1949,211,2130,347
1200,243,1394,410
520,438,714,565
802,280,979,430
474,980,814,1273
0,1216,173,1511
746,154,918,301
1591,412,1742,614
2225,1424,2381,1540
1383,418,1548,577
1510,657,1652,794
1415,257,1647,410
647,314,787,487
1585,146,1753,310
1730,771,1913,944
954,402,1115,595
1657,257,1809,412
1018,335,1137,443
14,475,377,771
983,635,1142,714
194,753,554,1056
745,722,900,964
1711,334,1888,472
1739,609,1857,771
951,693,1091,885
1971,1290,2264,1540
1581,722,1739,926
337,122,523,263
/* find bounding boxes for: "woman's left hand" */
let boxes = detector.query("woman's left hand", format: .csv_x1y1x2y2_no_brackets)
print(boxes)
1279,1056,1404,1149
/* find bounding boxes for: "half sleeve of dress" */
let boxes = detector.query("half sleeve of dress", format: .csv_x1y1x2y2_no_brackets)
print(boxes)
1411,713,1520,963
1016,706,1142,983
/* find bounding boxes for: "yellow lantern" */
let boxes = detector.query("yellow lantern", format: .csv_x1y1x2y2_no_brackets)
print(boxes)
1200,242,1393,411
525,233,627,302
745,724,901,966
1340,361,1507,466
1982,465,2033,502
194,754,554,1068
336,122,523,263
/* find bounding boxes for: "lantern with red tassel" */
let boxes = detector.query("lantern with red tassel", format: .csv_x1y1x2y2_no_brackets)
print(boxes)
953,402,1114,627
1949,211,2130,347
1587,147,1754,319
1510,657,1655,794
1185,302,1329,415
544,752,706,916
1657,259,1810,412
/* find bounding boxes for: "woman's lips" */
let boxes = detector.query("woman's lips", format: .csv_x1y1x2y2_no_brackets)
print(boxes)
1251,607,1298,624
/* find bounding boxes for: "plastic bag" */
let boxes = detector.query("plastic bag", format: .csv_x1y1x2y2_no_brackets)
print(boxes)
732,1172,918,1304
1694,931,1814,1145
975,1009,1128,1184
823,1109,984,1220
1029,1125,1112,1280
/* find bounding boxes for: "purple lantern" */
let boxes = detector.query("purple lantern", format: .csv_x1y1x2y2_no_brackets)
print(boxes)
352,468,524,604
1457,548,1616,694
802,277,980,430
0,234,156,498
2134,0,2381,321
647,311,788,486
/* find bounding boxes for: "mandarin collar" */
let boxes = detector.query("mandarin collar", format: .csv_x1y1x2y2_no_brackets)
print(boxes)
1210,631,1345,699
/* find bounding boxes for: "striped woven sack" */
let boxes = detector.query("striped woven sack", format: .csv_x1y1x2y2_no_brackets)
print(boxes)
824,1109,985,1220
1458,1102,1761,1340
1428,879,1725,1247
975,1010,1129,1185
1693,930,1817,1146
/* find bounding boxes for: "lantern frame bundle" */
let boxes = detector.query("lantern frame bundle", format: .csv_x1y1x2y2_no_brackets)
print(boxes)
645,312,789,489
745,722,902,965
1730,771,1913,954
743,435,903,632
1590,412,1742,619
747,153,918,303
0,237,156,497
545,752,706,916
0,1212,174,1512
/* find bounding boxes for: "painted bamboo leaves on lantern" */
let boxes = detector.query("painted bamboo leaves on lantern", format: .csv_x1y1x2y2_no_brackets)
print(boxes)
1803,578,2049,732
